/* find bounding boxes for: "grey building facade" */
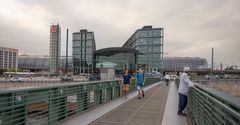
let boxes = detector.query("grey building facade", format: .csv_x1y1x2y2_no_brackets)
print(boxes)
0,47,18,70
122,26,164,72
49,24,61,74
72,29,96,75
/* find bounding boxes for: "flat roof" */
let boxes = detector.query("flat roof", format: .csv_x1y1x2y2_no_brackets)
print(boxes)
94,47,140,56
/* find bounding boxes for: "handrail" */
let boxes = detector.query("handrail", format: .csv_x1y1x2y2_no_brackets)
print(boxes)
188,84,240,125
0,78,160,125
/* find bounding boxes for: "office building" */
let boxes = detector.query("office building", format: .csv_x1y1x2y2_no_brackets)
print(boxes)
72,29,96,75
122,26,164,72
0,47,18,71
49,24,61,74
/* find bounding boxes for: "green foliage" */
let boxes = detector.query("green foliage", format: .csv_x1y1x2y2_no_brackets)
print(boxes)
0,68,6,75
7,68,16,72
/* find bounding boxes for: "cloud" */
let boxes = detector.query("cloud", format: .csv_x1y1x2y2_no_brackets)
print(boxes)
0,0,239,67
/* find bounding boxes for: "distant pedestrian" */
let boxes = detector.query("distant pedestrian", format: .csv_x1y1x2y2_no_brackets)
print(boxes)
177,67,193,116
122,69,133,99
136,69,145,99
164,73,170,86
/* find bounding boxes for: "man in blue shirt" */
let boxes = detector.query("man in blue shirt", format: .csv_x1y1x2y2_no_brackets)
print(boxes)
136,69,145,99
122,69,132,99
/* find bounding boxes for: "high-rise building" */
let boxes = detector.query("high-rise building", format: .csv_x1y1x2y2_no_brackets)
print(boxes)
72,29,96,75
0,47,18,71
49,24,61,74
122,26,164,72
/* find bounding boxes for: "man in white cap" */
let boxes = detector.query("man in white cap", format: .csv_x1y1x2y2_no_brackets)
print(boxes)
177,66,193,116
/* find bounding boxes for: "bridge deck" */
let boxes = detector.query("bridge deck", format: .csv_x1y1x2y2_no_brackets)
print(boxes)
89,83,169,125
61,81,189,125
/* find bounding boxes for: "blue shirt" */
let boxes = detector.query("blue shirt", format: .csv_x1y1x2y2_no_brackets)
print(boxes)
136,73,144,85
122,74,132,84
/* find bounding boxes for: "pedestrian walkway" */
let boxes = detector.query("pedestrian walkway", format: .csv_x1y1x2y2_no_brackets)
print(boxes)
89,83,169,125
162,81,188,125
60,82,164,125
61,81,190,125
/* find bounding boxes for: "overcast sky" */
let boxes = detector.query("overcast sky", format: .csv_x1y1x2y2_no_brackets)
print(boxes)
0,0,239,67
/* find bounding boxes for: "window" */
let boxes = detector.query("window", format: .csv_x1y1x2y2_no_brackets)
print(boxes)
152,54,160,60
81,41,85,47
86,48,92,53
153,30,161,37
86,40,92,46
147,38,153,45
86,33,92,39
86,55,92,61
153,38,161,44
147,46,152,52
137,38,147,45
138,31,148,37
137,46,147,52
82,34,86,39
73,34,80,40
152,46,160,52
73,49,81,54
73,41,81,47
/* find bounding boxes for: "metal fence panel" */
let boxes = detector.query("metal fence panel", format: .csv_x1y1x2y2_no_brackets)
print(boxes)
0,78,160,125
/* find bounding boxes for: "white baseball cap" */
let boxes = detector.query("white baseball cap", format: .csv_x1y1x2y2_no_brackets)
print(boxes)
183,67,190,72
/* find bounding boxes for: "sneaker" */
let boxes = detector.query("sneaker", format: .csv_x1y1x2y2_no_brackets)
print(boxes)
142,93,144,98
177,112,186,116
138,97,141,99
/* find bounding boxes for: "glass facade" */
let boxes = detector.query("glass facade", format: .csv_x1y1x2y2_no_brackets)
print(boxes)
162,57,208,70
122,26,164,72
72,30,96,75
94,48,138,74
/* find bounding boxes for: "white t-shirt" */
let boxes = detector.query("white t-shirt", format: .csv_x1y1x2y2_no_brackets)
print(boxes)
178,72,193,96
164,74,170,80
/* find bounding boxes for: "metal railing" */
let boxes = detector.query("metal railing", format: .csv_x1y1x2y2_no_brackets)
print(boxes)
0,78,160,125
188,83,240,125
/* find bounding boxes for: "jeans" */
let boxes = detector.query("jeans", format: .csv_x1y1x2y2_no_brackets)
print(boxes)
178,93,188,113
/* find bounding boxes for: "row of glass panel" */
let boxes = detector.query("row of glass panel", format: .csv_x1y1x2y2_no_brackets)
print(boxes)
73,33,93,40
137,30,163,37
73,48,93,54
73,40,93,47
136,38,163,45
137,46,161,53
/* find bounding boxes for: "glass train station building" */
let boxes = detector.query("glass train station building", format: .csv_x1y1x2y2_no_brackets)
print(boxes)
94,47,139,74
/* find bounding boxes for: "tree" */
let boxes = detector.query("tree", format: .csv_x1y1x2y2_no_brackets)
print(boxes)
0,68,6,75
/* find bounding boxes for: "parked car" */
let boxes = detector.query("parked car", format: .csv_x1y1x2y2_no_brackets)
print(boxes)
205,74,220,80
223,74,239,79
10,77,23,82
61,76,74,81
89,75,100,81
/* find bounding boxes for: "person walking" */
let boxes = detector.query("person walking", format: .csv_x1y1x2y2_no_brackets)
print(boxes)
122,69,132,99
136,69,145,99
164,73,170,86
177,67,193,116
